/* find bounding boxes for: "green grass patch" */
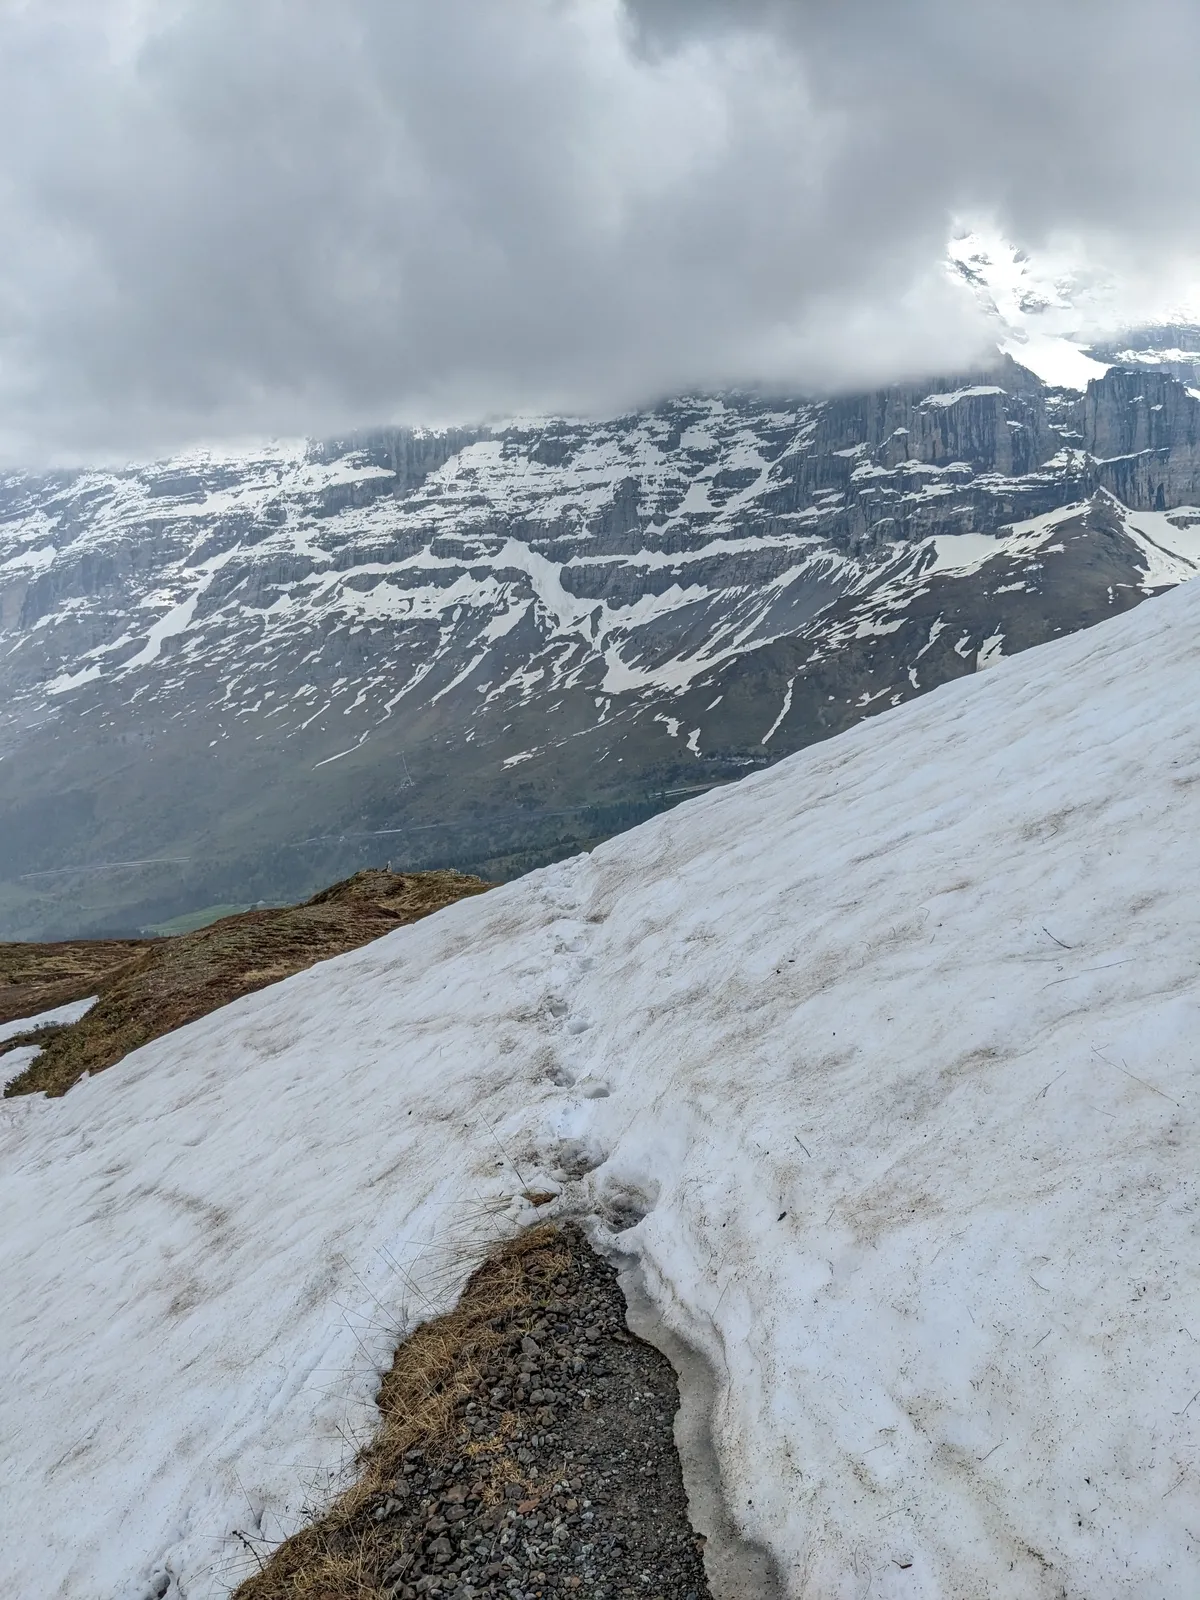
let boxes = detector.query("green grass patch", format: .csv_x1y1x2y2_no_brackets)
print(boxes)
141,903,258,937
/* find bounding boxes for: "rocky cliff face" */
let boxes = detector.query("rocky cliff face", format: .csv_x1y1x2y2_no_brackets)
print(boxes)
1,356,1198,938
1076,367,1200,508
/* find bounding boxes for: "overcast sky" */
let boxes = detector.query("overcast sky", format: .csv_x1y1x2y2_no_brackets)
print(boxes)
2,0,1199,463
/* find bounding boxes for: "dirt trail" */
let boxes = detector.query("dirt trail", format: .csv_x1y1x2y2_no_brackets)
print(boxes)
233,1223,714,1600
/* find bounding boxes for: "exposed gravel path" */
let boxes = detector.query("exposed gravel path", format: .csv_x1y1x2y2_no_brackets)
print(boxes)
372,1226,710,1599
236,1224,712,1600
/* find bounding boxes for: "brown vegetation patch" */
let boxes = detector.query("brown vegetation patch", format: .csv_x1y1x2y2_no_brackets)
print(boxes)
0,937,152,1026
232,1223,710,1600
2,869,489,1098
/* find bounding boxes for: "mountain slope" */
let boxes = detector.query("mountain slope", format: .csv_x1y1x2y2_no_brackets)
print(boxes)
2,577,1199,1598
0,868,489,1097
2,358,1200,937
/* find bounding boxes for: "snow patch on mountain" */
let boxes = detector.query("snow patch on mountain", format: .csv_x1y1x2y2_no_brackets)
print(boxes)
920,383,1006,407
1121,507,1200,586
0,995,97,1046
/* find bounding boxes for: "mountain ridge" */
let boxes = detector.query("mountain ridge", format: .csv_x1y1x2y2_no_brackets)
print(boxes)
2,352,1199,938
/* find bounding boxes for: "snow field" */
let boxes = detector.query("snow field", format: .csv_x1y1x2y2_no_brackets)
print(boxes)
2,579,1200,1597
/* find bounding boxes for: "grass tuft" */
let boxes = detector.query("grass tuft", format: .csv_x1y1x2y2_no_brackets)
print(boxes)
233,1225,568,1600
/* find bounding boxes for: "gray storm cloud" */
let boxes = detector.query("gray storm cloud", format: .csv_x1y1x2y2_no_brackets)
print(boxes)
0,0,1198,461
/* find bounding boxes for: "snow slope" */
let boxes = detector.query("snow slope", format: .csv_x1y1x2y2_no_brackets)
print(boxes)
948,228,1200,399
3,581,1200,1599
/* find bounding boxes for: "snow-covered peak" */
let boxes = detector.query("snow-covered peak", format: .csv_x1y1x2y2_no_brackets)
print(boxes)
948,226,1200,393
948,229,1112,389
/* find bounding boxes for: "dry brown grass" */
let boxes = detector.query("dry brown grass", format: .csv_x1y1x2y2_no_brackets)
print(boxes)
2,869,490,1098
233,1225,569,1600
0,937,153,1026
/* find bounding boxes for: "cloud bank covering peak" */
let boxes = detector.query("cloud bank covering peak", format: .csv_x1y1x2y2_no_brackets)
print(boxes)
1,0,1199,463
